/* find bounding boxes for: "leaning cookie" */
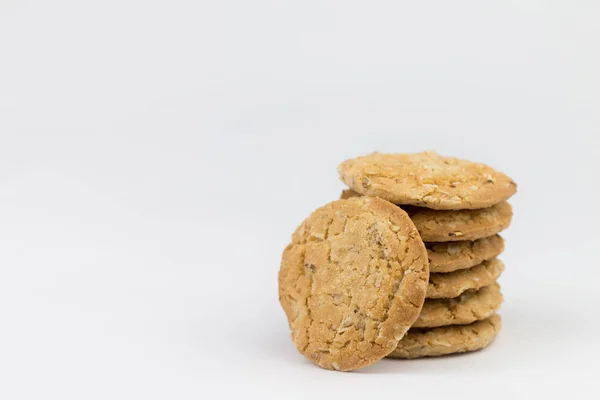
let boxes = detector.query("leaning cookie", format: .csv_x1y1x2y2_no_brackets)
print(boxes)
278,197,429,371
426,259,504,299
413,283,503,328
338,152,517,210
388,314,502,359
340,190,512,242
426,235,505,273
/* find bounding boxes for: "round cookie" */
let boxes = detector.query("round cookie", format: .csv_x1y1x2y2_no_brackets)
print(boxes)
413,283,503,328
387,314,501,359
426,235,505,273
338,152,517,210
407,202,512,242
278,197,429,371
426,259,504,299
340,190,513,242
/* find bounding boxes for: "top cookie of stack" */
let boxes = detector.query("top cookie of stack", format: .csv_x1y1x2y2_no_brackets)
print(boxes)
338,151,516,210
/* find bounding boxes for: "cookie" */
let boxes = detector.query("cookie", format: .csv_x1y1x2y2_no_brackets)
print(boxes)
413,283,502,328
338,152,516,210
387,314,501,359
426,259,504,299
407,202,512,242
340,190,513,242
426,235,505,273
278,197,429,371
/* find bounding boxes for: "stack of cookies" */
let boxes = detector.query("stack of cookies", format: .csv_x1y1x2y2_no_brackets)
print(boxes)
279,152,516,371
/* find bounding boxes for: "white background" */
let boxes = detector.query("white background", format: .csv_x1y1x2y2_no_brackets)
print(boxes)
1,1,599,398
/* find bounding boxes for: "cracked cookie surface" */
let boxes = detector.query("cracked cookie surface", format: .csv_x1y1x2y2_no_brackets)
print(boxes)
388,314,501,359
338,152,516,210
413,283,502,328
426,259,504,299
341,190,512,242
278,197,429,371
426,235,504,273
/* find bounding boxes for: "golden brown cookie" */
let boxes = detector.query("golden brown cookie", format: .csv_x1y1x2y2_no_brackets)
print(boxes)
413,283,502,328
426,235,505,273
387,314,501,359
278,197,429,371
338,152,516,210
426,259,504,299
340,190,513,242
408,202,513,242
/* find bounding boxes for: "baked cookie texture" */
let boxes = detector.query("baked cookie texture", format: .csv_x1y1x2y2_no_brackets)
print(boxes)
388,314,501,359
426,259,504,299
338,152,516,210
413,283,503,328
427,235,505,273
341,190,512,243
407,202,512,242
278,197,429,371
